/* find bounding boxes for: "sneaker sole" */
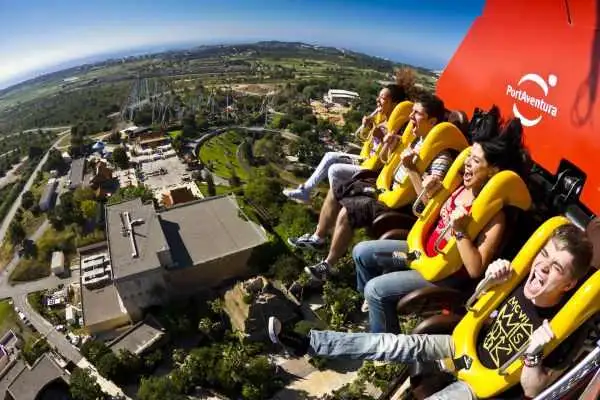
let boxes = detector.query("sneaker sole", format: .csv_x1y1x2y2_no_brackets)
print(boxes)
304,266,323,282
268,317,280,344
287,238,323,251
283,192,311,205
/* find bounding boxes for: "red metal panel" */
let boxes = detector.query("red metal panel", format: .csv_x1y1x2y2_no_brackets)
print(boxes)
437,0,600,214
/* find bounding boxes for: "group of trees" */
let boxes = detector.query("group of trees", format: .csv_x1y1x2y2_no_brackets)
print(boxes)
80,339,163,385
48,187,99,231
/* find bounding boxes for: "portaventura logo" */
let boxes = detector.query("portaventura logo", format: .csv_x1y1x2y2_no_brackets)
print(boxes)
506,73,558,127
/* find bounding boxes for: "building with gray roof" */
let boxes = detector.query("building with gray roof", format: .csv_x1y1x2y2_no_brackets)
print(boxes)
86,195,268,332
68,158,86,190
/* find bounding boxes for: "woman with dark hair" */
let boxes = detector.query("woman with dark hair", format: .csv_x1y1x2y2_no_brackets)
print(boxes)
282,84,407,204
352,105,531,333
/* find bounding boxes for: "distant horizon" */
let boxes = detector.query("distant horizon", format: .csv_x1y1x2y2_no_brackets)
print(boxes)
0,39,442,91
0,0,483,91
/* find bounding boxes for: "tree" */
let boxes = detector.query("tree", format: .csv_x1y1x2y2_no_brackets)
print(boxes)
107,185,154,205
70,368,105,400
21,191,34,210
118,349,141,377
269,254,304,285
73,187,96,204
44,149,67,172
253,134,283,163
205,173,217,196
112,146,129,169
80,200,98,220
21,337,50,365
28,145,43,160
81,340,111,365
182,113,197,138
107,130,121,144
8,221,25,245
97,352,122,380
138,376,185,400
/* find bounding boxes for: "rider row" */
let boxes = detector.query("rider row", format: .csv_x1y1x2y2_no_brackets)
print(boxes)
267,83,598,399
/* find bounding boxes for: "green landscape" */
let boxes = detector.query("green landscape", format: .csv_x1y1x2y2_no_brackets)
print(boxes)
0,41,438,400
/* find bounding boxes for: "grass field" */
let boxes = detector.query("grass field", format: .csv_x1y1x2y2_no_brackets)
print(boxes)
0,299,35,341
196,183,241,197
168,130,183,139
199,130,249,180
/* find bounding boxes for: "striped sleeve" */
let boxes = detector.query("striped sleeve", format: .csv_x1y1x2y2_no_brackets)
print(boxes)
427,151,454,179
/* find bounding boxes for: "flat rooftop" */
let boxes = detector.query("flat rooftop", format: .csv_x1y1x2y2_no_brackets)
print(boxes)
69,158,86,189
106,198,169,280
8,354,69,400
82,283,129,328
108,318,165,356
0,360,25,399
159,195,268,268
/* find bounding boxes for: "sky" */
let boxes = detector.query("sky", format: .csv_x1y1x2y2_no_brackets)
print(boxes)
0,0,485,89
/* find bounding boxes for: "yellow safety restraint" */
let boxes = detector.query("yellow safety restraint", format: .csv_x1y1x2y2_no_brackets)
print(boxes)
406,146,532,281
452,216,600,398
359,101,413,171
374,122,469,210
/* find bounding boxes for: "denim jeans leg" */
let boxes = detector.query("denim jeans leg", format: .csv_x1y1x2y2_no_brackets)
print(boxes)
353,240,409,294
425,381,477,400
308,330,455,363
303,152,355,192
365,270,435,333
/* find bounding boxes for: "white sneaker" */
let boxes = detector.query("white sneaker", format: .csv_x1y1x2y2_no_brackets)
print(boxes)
288,234,325,251
283,187,311,204
268,316,282,344
361,300,369,313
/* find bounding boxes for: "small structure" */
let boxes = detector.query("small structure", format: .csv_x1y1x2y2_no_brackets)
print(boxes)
160,186,199,208
65,305,76,325
323,89,360,106
61,152,72,164
92,141,105,154
38,179,58,212
108,316,167,356
224,276,301,342
68,158,86,190
50,251,65,276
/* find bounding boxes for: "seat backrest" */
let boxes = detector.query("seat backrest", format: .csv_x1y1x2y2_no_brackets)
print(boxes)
360,101,413,170
406,146,532,281
376,122,469,209
451,216,600,398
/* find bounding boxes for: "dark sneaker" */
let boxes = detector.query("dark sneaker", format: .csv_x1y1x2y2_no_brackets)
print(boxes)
288,281,304,302
288,234,325,251
268,316,309,357
304,260,335,282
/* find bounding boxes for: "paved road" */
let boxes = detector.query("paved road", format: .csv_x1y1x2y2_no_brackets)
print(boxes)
0,130,69,247
0,126,71,141
13,292,82,363
13,291,130,399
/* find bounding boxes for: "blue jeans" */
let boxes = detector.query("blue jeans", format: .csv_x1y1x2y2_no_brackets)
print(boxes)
309,330,476,399
353,240,435,333
303,151,362,191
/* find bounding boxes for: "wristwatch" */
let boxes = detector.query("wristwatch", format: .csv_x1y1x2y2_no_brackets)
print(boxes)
454,230,467,241
522,352,542,368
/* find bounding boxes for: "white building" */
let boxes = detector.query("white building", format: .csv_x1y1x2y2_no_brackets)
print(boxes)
50,251,65,276
323,89,360,106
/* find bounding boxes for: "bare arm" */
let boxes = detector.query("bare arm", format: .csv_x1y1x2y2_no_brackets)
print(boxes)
520,321,561,397
521,364,562,397
455,210,506,278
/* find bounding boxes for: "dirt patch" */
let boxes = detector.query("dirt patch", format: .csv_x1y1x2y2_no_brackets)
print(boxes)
310,100,350,126
231,83,279,96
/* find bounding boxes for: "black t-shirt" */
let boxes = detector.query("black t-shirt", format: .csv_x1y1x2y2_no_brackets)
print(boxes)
477,283,566,369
